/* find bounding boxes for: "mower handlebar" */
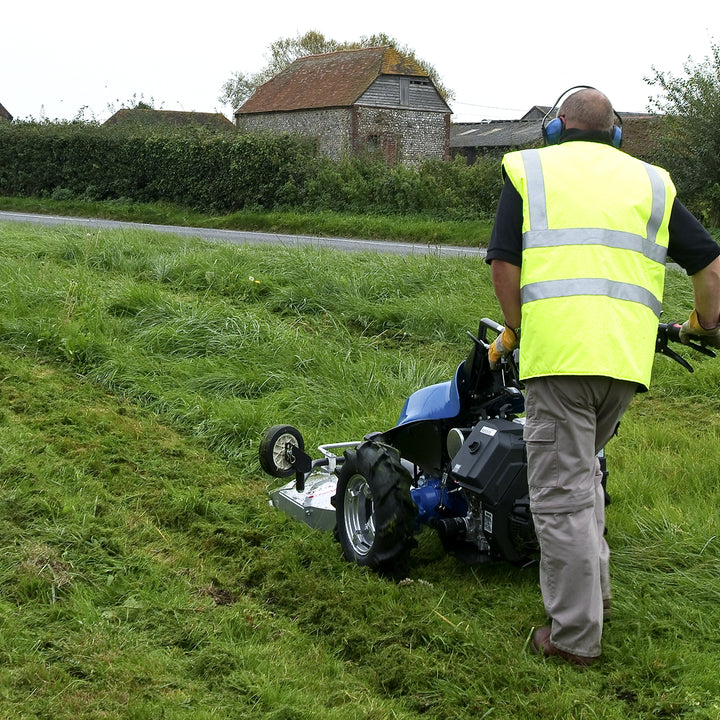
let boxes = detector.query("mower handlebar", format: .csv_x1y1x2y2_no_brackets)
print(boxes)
656,321,716,372
476,319,716,374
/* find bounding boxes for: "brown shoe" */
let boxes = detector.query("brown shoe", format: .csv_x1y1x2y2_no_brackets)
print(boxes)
531,626,596,667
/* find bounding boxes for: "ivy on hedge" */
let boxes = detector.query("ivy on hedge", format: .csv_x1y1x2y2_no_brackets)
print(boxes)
0,121,502,219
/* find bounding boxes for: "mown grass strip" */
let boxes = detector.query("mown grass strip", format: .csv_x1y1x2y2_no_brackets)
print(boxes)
1,220,719,719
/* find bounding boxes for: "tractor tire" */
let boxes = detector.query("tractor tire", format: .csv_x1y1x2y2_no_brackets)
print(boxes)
259,424,304,478
333,441,416,572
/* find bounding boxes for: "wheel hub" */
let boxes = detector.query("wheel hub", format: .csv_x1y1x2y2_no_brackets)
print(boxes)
344,474,375,556
272,433,300,473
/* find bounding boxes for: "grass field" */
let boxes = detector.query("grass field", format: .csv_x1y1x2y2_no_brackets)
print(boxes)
1,219,719,719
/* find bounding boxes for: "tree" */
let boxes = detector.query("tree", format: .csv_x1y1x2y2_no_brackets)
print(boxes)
219,30,454,112
646,41,720,224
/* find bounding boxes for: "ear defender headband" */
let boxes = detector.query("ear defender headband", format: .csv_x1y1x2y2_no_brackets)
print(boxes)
542,85,623,148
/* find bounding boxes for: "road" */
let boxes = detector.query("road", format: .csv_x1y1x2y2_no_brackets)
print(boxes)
0,210,487,258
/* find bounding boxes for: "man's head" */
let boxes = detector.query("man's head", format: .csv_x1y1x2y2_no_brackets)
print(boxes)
557,88,615,134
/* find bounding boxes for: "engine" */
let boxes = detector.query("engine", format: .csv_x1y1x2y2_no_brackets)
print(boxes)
448,418,536,564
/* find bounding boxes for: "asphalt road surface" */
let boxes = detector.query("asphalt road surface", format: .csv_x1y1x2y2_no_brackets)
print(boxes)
0,210,487,258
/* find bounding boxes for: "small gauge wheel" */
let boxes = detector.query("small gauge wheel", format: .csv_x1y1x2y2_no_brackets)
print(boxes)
259,425,305,478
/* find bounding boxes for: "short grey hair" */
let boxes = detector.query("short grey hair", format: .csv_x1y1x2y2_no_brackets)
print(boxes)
558,89,615,133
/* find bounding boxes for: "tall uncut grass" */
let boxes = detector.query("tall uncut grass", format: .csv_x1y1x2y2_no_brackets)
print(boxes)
0,220,719,719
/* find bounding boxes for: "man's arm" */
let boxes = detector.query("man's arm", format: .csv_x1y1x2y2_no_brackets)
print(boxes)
664,199,720,344
490,259,522,331
679,256,720,347
691,255,720,329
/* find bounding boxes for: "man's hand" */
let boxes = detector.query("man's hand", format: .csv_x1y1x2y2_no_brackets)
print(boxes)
488,326,519,369
680,309,720,348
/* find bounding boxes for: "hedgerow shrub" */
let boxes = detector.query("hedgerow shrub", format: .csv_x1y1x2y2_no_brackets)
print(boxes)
0,120,503,219
296,155,501,219
0,121,316,213
646,41,720,226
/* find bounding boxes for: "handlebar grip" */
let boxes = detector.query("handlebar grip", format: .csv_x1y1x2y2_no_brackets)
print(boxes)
667,322,682,343
479,317,505,334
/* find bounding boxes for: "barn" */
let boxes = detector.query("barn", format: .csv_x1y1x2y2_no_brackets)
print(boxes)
235,46,451,165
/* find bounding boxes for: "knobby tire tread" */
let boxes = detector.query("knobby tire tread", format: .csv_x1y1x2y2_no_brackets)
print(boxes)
334,441,416,571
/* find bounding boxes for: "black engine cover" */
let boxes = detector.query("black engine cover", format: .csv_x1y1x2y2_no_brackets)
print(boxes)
450,418,529,562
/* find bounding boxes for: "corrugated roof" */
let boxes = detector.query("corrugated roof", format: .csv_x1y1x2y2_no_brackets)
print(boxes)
521,106,552,121
237,46,429,114
450,113,663,159
451,120,543,148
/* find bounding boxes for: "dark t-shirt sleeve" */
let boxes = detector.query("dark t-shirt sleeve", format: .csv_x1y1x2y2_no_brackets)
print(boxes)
667,199,720,275
485,176,523,266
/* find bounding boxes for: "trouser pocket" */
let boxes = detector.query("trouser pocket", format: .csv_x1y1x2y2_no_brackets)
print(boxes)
523,420,559,489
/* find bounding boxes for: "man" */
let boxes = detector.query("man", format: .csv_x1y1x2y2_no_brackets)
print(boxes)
486,87,720,666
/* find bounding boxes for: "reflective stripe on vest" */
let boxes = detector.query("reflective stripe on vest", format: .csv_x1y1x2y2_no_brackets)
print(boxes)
519,148,668,318
521,278,663,316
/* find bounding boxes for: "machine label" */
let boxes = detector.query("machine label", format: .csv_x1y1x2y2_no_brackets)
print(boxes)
480,426,497,437
484,510,493,533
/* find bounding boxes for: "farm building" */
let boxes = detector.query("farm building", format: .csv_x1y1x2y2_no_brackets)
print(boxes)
450,110,663,163
0,102,13,122
451,120,544,163
235,46,451,164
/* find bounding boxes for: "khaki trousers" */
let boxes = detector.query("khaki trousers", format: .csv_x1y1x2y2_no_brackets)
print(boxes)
523,376,637,657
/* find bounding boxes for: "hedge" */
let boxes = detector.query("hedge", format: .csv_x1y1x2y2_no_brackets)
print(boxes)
0,121,502,219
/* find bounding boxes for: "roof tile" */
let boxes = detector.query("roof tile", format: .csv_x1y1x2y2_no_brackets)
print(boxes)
237,46,429,114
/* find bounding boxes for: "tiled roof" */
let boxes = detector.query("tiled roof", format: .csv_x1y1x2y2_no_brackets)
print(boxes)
103,109,235,130
237,46,429,114
616,113,664,159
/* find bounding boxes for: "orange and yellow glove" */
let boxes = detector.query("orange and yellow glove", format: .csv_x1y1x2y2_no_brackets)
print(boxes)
680,309,720,348
488,326,519,369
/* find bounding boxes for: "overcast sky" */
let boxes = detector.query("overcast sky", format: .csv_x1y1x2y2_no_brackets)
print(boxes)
3,1,718,124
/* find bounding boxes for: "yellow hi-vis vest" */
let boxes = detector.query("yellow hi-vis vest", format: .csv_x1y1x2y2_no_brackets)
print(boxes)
502,141,676,388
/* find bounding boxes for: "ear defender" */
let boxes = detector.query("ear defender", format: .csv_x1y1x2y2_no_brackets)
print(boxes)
610,124,622,148
543,116,565,145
